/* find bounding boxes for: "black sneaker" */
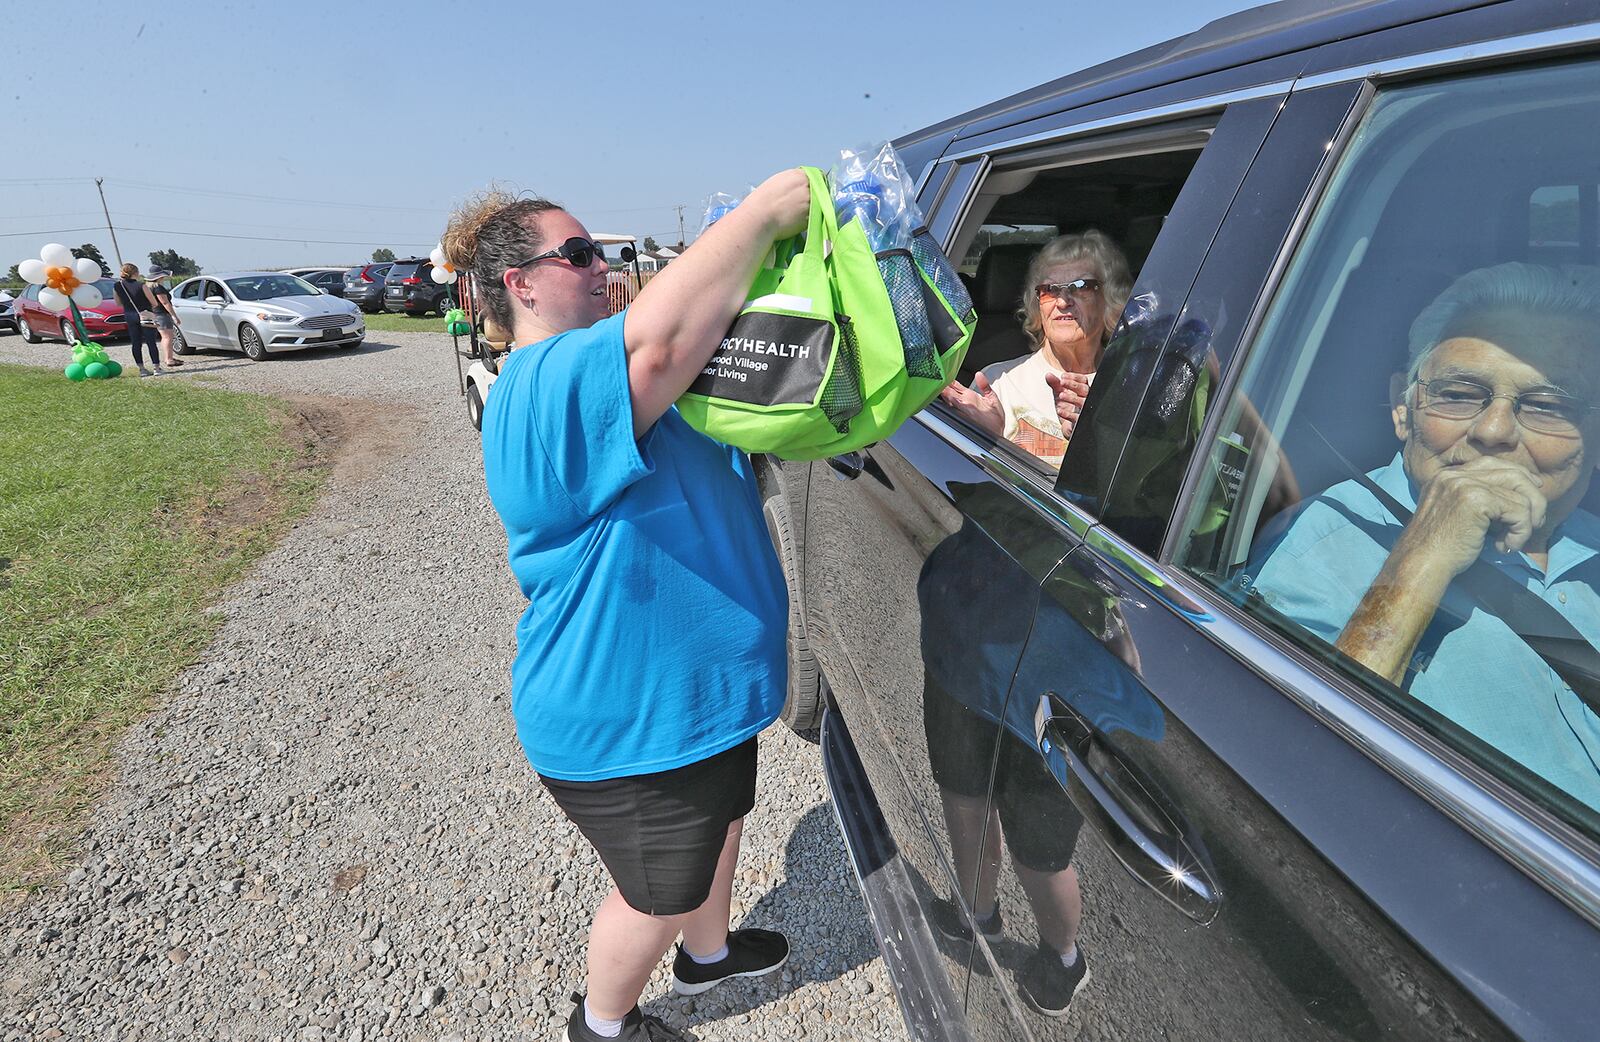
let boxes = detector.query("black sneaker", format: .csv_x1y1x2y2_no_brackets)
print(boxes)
928,897,1003,945
1017,943,1090,1017
670,927,789,996
565,993,687,1041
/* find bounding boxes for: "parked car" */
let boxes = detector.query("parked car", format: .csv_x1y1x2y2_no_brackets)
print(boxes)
169,272,363,360
342,263,392,312
12,279,127,344
0,293,16,334
758,3,1600,1041
281,267,348,297
383,258,452,316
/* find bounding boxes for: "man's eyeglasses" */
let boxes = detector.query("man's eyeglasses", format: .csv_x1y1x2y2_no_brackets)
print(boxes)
1415,377,1597,436
513,237,607,270
1035,278,1102,304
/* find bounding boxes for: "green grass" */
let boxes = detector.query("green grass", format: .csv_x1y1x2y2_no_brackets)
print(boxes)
361,310,448,334
0,365,325,893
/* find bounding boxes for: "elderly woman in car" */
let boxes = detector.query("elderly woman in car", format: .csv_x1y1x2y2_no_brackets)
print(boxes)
1250,262,1600,808
939,231,1131,468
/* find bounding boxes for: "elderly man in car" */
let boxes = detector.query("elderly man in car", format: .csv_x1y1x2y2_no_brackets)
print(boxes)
1249,262,1600,809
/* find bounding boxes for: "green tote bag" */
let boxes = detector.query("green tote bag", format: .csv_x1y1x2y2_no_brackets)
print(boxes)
676,166,977,459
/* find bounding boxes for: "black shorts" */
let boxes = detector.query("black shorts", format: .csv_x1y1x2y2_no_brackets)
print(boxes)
539,737,758,915
923,679,1082,873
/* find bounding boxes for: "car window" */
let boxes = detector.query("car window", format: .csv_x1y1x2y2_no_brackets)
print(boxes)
178,281,201,300
388,262,420,281
226,274,315,300
1172,59,1600,839
932,133,1211,477
203,280,228,300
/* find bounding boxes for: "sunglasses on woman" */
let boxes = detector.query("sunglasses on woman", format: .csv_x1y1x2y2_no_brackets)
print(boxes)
514,237,607,270
1035,277,1103,303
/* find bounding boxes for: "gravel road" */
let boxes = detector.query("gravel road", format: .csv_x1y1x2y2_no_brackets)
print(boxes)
0,332,908,1042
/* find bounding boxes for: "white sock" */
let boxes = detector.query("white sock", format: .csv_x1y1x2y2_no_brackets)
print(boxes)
686,942,729,965
1059,944,1080,968
583,1000,625,1038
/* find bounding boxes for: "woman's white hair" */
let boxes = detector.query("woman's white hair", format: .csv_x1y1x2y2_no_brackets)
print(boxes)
1019,230,1132,350
1407,262,1600,380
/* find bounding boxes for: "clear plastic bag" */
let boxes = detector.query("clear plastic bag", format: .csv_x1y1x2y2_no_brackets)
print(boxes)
699,190,748,236
832,143,942,376
829,142,923,252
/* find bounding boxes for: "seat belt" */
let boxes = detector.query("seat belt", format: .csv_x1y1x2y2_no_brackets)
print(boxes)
1309,428,1600,718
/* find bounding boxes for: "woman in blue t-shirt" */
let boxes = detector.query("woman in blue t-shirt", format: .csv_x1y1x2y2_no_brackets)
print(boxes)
441,170,808,1042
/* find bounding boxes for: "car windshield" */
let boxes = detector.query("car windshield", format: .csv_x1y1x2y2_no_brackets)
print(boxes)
226,274,316,301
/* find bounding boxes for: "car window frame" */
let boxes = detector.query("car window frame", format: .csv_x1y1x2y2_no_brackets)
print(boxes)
1153,58,1600,925
916,94,1291,531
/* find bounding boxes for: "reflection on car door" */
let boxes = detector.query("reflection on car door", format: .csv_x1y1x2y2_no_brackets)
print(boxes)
804,416,1070,1007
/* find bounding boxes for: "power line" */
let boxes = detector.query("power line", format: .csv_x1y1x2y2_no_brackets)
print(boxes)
0,227,103,239
114,227,435,247
0,225,431,247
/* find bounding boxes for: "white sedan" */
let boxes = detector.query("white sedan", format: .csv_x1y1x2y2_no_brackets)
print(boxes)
171,272,365,361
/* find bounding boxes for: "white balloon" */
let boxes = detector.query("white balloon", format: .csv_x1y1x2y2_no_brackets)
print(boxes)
72,284,103,309
430,266,452,284
40,243,74,268
39,287,70,312
429,246,447,267
18,259,47,285
74,257,103,282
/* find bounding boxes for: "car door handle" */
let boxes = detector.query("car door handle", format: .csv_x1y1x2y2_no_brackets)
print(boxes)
1034,693,1221,923
826,452,864,480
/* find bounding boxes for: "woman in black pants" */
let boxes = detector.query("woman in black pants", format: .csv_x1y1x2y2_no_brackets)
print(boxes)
114,263,160,375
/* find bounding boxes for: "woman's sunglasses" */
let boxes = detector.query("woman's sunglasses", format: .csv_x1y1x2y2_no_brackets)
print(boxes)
514,237,607,270
1035,277,1103,303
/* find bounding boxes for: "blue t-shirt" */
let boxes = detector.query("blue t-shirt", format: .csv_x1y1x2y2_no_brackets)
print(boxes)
480,311,787,781
1247,453,1600,809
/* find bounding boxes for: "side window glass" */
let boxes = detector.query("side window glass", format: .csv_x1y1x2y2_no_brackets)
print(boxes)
1174,60,1600,838
179,281,200,300
935,138,1209,476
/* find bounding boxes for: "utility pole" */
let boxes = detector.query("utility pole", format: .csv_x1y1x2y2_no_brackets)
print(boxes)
95,178,124,270
675,205,686,248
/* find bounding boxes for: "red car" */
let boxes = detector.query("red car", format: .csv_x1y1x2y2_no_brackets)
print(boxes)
12,279,129,344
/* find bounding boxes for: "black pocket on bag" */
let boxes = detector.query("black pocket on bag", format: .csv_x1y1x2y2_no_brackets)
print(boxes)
688,311,835,405
911,228,976,322
876,250,942,380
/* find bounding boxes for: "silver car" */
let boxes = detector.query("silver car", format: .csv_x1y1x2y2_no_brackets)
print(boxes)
170,272,365,361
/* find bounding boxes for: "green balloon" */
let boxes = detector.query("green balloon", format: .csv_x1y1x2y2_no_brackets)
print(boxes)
83,362,108,380
104,360,123,377
64,363,87,382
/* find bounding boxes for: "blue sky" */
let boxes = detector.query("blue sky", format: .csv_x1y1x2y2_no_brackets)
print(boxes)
3,0,1256,273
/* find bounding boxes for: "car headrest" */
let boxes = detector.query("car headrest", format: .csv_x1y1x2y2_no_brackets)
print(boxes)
972,243,1044,315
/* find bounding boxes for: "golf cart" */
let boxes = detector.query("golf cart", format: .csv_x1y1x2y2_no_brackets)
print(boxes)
451,233,642,431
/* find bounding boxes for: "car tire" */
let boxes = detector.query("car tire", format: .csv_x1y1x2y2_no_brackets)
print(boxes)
467,382,484,432
60,319,75,344
173,328,192,355
763,495,823,736
18,315,39,344
239,323,268,361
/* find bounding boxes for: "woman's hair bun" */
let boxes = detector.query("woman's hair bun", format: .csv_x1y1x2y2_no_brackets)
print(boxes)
442,187,519,272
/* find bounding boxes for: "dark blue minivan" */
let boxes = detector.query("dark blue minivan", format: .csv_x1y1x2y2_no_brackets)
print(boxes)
758,2,1600,1039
